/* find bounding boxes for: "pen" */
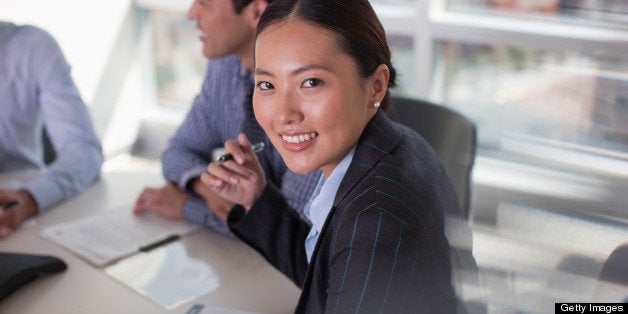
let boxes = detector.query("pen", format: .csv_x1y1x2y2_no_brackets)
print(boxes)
0,200,19,211
217,142,265,162
138,234,180,252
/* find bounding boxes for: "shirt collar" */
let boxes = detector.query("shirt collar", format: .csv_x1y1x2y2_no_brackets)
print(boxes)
236,57,253,80
308,146,356,234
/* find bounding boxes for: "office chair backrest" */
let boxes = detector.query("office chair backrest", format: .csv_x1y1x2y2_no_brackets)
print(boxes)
387,97,483,313
599,243,628,286
593,243,628,302
388,96,477,220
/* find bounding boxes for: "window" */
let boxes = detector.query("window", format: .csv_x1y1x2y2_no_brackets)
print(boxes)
438,41,628,156
388,34,417,96
373,0,628,200
148,8,206,108
448,0,628,27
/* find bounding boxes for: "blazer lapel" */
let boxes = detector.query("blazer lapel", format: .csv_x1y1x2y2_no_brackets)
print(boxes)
333,111,401,206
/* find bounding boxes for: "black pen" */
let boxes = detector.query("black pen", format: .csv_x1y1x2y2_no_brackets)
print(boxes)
0,200,19,212
138,234,180,252
217,142,265,162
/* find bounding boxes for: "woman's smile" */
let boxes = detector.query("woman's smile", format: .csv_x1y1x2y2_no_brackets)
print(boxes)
279,132,318,152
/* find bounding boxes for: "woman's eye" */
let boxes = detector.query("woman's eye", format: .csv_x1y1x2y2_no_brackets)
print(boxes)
302,78,323,88
257,81,274,90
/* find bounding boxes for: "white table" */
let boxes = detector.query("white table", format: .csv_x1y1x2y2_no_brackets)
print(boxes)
0,170,300,314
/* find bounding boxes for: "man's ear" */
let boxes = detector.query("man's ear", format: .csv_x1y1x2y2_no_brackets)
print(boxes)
245,0,270,29
368,64,390,106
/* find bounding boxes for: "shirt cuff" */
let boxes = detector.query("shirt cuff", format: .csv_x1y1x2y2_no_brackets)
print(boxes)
227,204,246,226
179,166,208,192
23,176,63,213
182,196,233,236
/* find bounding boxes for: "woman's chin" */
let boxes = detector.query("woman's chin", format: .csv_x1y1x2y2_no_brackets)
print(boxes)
284,160,318,175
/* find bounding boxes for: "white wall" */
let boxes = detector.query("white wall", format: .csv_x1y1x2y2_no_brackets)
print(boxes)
0,0,150,157
0,0,130,102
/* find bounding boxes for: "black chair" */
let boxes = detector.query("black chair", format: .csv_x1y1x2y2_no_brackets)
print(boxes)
593,243,628,302
599,243,628,287
547,254,602,296
388,96,482,313
388,96,477,220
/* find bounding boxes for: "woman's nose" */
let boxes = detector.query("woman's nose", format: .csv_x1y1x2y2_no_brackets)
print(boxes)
276,92,304,125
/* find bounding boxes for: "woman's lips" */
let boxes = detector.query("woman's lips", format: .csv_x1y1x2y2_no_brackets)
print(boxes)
280,132,318,152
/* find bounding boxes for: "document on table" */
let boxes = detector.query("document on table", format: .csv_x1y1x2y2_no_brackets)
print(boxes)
105,241,222,310
185,304,262,314
40,208,200,267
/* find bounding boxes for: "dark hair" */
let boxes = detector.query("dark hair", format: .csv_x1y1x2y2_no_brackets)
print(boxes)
232,0,273,13
256,0,397,109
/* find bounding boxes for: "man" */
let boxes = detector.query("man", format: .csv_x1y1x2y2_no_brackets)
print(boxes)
133,0,319,234
0,21,103,237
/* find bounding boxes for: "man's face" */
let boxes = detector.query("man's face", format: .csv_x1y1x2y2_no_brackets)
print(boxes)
187,0,256,59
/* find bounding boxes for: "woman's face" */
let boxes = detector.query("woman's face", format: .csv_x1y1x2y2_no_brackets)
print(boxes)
253,19,385,178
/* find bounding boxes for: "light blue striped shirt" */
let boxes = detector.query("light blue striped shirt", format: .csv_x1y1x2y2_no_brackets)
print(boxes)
305,147,356,262
0,22,103,211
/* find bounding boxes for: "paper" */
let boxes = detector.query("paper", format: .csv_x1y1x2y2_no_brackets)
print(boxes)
106,242,221,310
186,304,262,314
40,208,200,267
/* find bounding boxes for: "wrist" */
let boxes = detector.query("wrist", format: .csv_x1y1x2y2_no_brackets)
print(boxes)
191,178,207,198
17,189,38,218
244,178,269,212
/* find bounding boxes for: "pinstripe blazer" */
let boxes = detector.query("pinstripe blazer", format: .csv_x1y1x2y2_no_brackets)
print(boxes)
228,111,460,313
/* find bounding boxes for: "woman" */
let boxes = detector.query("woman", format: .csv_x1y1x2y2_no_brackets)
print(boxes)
202,0,462,312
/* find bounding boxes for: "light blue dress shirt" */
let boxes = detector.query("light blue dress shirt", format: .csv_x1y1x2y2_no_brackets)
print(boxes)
0,22,103,212
304,147,356,262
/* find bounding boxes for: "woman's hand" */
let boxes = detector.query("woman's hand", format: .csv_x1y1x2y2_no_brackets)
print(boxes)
201,134,267,212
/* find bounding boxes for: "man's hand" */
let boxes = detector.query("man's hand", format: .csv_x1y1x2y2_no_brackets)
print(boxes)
133,183,188,220
0,189,38,238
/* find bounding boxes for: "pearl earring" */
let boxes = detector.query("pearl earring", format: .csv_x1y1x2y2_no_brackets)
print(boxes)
374,102,381,108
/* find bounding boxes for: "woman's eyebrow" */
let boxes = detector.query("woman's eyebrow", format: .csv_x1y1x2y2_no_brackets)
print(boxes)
255,64,332,78
290,64,332,76
254,68,274,77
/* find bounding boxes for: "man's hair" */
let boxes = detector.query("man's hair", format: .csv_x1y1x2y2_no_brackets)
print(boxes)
232,0,273,13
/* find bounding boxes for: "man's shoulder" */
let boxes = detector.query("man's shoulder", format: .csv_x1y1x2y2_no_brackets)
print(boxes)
9,24,53,42
1,23,60,67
